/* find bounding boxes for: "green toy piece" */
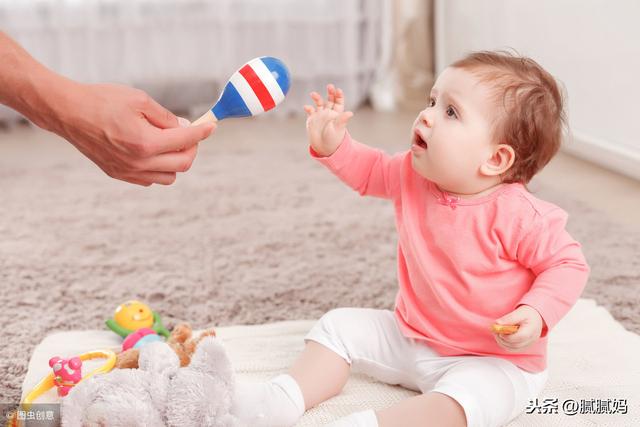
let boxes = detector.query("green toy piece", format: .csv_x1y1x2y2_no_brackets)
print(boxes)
105,311,169,338
106,301,170,338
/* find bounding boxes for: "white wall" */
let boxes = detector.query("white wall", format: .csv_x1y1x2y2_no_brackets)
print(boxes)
434,0,640,181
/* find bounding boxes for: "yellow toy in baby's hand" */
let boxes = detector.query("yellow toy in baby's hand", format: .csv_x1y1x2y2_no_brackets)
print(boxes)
491,324,520,335
106,300,170,338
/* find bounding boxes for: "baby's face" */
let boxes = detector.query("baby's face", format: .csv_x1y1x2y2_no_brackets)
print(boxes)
411,67,498,193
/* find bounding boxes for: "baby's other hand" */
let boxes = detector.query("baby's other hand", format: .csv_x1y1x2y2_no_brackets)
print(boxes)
493,305,544,353
304,84,354,157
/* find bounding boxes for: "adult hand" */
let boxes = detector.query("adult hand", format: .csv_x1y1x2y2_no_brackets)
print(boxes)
48,82,216,186
0,31,215,186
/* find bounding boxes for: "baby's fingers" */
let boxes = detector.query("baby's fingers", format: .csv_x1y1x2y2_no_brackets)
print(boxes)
334,111,354,129
303,105,315,116
326,84,337,110
496,327,531,348
310,92,325,110
495,334,520,352
500,332,525,346
333,88,346,112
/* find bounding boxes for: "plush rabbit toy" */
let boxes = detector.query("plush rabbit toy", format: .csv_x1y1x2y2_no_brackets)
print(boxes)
61,336,240,427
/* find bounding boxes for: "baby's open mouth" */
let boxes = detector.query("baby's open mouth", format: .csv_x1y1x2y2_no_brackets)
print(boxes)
414,131,428,149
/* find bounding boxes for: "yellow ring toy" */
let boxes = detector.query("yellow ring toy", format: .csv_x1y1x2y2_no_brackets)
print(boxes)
23,349,116,405
7,350,116,427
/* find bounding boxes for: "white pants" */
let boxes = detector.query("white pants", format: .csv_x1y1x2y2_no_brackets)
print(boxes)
305,308,548,427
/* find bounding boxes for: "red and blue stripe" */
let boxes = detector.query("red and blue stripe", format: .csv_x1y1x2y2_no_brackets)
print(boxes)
211,56,290,120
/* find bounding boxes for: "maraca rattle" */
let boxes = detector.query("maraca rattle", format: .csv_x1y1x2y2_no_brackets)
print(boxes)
192,56,290,125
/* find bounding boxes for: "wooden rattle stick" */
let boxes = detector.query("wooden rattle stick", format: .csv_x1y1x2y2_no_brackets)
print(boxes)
491,324,520,335
191,56,290,127
192,110,217,126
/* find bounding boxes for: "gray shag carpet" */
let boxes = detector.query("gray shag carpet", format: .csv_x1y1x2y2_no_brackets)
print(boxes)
1,111,639,404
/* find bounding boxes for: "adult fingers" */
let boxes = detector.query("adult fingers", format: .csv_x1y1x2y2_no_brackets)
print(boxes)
146,122,215,155
176,117,191,127
136,145,198,173
141,95,180,129
124,171,178,186
120,176,152,187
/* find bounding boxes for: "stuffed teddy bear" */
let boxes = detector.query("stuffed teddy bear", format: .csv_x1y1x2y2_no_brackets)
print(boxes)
61,336,240,427
115,323,216,369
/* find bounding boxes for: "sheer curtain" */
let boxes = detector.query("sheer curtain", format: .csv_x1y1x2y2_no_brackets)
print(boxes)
0,0,389,123
370,0,435,112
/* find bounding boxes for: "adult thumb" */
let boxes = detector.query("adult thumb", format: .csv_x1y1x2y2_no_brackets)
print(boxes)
143,96,179,129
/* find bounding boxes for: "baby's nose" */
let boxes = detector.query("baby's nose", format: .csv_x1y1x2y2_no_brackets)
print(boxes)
419,110,432,128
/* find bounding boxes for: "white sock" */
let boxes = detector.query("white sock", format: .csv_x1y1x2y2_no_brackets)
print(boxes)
327,410,379,427
231,374,306,427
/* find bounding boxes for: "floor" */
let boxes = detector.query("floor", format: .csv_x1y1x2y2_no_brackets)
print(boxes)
0,108,638,406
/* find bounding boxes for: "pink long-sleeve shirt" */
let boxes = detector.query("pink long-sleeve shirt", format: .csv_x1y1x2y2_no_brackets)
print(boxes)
312,133,590,372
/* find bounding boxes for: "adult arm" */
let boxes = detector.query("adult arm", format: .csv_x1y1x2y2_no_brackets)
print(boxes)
0,31,215,186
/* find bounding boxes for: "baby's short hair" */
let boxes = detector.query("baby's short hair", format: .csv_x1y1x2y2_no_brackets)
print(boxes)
451,50,566,184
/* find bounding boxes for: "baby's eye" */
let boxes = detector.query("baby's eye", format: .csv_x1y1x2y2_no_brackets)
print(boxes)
428,98,436,108
446,106,458,119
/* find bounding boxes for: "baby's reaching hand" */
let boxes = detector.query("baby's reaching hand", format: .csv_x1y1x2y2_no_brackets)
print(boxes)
492,305,545,353
304,84,354,157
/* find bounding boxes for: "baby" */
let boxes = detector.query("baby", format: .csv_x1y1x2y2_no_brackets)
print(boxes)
230,51,590,427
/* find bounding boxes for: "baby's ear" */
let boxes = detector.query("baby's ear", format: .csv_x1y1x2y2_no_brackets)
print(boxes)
480,144,515,177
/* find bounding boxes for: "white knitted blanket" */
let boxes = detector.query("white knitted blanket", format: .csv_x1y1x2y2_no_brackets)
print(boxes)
22,299,640,426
